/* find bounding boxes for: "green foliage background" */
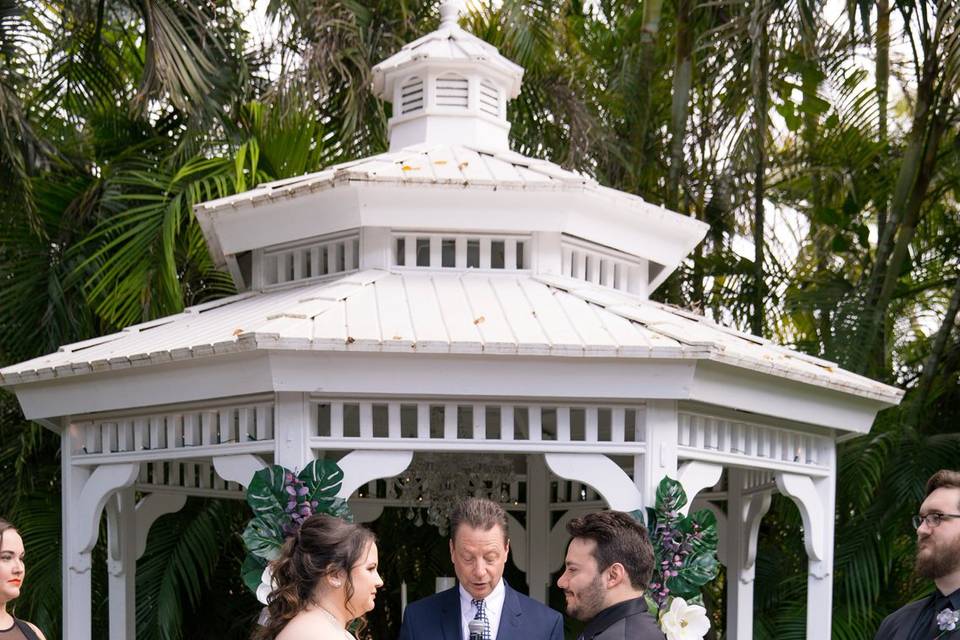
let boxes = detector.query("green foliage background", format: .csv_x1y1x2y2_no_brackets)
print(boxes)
1,0,959,638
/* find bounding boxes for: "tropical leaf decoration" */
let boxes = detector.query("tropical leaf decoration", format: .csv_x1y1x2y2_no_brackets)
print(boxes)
643,476,720,611
241,459,351,598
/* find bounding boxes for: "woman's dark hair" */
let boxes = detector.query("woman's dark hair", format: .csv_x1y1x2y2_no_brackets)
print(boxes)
253,514,376,640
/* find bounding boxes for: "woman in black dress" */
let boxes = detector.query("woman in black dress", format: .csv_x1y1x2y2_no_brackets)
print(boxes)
0,519,45,640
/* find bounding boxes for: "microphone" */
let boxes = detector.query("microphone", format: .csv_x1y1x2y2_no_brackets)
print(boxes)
468,619,485,640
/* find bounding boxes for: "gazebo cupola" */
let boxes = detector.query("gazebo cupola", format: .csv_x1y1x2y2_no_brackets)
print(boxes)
372,1,523,151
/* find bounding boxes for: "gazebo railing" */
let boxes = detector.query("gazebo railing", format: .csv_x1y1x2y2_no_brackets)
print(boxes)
678,411,832,477
310,397,647,454
69,395,275,465
135,460,247,499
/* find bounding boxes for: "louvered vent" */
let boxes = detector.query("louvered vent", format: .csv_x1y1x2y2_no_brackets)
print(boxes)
479,79,500,117
400,77,424,115
436,75,469,108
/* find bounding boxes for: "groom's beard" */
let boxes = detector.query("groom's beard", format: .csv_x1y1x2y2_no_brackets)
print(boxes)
915,529,960,579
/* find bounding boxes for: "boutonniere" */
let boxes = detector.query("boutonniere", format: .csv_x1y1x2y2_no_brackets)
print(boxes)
936,608,959,639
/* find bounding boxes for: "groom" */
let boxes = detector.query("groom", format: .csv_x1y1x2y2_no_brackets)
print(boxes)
399,497,563,640
876,469,960,639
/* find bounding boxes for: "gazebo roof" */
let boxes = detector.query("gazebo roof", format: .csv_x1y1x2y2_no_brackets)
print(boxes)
0,269,902,405
194,143,708,284
371,2,524,99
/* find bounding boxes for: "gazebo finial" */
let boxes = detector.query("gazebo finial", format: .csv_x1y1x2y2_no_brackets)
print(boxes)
439,0,463,28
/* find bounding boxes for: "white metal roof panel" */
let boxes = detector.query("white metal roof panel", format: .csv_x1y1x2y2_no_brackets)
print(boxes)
0,270,903,404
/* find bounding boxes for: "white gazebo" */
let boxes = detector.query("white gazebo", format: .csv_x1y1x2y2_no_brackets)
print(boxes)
1,3,902,639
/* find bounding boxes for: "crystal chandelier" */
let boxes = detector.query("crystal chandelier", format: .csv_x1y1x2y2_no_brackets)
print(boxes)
395,453,518,535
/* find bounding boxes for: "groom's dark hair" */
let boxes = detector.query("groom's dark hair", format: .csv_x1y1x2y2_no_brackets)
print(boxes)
450,497,509,544
567,511,654,590
926,470,960,506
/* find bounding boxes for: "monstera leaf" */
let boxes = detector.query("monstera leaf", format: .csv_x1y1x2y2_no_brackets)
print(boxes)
646,476,720,607
242,553,268,594
241,459,353,598
654,475,688,520
246,465,288,520
242,509,288,561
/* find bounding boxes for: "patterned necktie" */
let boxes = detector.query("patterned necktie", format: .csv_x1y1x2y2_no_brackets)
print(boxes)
471,598,491,640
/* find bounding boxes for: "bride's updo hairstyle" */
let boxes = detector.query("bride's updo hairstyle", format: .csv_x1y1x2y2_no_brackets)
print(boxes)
253,514,375,640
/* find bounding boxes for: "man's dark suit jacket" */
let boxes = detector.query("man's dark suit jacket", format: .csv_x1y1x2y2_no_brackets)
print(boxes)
875,596,931,640
874,594,959,640
398,582,564,640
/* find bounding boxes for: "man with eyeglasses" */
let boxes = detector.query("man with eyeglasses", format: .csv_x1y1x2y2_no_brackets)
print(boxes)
875,469,960,640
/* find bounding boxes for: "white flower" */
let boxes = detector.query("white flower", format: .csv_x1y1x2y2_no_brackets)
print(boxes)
256,565,275,605
659,597,710,640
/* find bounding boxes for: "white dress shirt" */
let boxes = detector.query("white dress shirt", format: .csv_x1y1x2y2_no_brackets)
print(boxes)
458,579,505,640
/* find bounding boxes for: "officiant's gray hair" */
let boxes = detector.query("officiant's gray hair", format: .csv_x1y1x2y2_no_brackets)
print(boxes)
450,497,509,544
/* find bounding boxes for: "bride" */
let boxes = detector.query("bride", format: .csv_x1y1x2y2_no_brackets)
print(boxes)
254,514,383,640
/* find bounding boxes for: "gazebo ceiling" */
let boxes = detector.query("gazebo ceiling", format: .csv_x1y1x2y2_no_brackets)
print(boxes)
0,269,902,409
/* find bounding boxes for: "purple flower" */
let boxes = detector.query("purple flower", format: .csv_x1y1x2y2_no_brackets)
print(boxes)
937,608,959,633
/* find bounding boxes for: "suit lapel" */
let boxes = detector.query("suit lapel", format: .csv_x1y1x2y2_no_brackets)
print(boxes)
441,587,463,640
497,583,523,640
893,595,934,640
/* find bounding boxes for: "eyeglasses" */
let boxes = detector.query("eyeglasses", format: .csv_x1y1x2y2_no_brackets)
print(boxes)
912,513,960,529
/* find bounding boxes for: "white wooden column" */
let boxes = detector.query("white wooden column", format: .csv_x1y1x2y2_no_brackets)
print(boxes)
274,392,313,470
106,488,136,640
526,455,551,603
637,400,679,509
725,468,772,640
776,444,836,640
62,423,93,640
63,422,140,640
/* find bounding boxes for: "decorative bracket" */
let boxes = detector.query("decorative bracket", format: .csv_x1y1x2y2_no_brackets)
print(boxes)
336,450,414,499
740,490,772,579
74,463,140,560
775,472,824,561
677,461,723,516
134,492,189,560
213,454,267,488
544,453,643,512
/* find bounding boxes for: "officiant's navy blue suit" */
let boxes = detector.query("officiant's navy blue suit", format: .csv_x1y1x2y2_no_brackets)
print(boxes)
398,582,564,640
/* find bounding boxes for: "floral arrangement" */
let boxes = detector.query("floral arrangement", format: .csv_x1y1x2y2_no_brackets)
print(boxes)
937,607,959,639
241,459,350,603
634,476,720,640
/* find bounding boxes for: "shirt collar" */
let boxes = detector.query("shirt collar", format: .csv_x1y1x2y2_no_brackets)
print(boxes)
938,587,960,610
459,578,506,613
580,597,650,639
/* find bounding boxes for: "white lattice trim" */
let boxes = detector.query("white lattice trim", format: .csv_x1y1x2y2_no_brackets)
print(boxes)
678,411,831,476
72,397,275,460
310,398,645,450
392,232,531,270
260,232,360,288
561,235,646,293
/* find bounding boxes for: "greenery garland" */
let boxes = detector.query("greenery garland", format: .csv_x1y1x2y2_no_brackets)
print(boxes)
640,476,720,613
240,460,351,598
